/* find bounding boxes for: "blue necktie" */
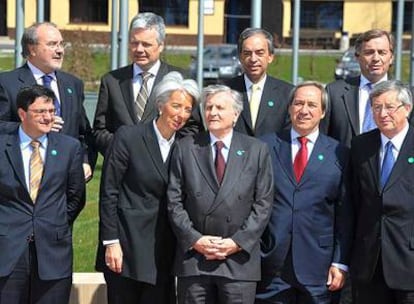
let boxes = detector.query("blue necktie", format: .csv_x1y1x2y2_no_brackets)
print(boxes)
380,141,395,188
362,83,376,133
42,74,61,116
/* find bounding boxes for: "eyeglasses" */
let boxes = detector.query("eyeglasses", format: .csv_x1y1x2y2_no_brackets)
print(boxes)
372,103,405,114
39,41,67,50
27,108,56,115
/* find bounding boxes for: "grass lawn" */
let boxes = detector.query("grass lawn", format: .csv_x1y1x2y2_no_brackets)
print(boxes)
0,50,411,271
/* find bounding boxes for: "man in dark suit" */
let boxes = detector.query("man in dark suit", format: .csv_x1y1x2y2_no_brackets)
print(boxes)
0,22,95,181
321,29,395,147
225,28,293,137
93,12,197,156
256,81,353,304
167,84,273,304
0,85,85,303
350,80,414,304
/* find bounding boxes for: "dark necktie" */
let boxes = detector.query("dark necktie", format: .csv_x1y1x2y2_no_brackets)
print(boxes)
293,136,308,182
42,74,61,116
215,141,225,184
380,141,395,188
362,83,375,133
29,140,43,203
135,72,152,120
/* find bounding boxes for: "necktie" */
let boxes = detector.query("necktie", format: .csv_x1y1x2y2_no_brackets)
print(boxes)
362,83,376,133
42,74,61,116
29,140,43,203
215,141,225,184
135,72,152,120
250,84,260,128
380,141,395,188
293,137,308,182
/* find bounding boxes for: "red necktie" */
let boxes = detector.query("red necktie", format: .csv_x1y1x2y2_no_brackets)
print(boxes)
215,141,225,184
293,137,308,182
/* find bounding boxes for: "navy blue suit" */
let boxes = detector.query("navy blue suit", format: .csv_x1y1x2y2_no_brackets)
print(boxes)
257,130,353,303
0,63,96,167
0,131,85,303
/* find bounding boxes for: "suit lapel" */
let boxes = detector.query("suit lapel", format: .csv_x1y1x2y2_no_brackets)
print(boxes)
383,126,414,191
142,123,168,183
273,131,296,185
191,133,218,193
119,65,137,123
40,134,59,193
5,133,27,193
233,77,253,132
55,71,74,132
255,78,276,130
364,131,382,193
18,64,37,86
342,79,360,135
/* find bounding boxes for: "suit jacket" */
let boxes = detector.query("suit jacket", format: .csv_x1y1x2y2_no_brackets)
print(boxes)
321,77,414,147
225,75,293,137
167,131,273,281
260,131,353,285
92,62,196,156
0,131,85,280
0,63,96,167
350,127,414,290
96,122,175,285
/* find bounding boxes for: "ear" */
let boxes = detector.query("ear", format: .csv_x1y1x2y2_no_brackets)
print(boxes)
17,108,26,122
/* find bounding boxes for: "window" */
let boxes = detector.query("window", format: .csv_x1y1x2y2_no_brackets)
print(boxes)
140,0,189,26
295,1,343,30
69,0,108,23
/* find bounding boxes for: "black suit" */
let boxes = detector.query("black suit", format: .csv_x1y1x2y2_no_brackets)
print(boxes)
350,127,414,303
167,131,273,303
0,63,96,167
96,122,176,304
0,131,85,303
225,75,293,137
92,62,197,156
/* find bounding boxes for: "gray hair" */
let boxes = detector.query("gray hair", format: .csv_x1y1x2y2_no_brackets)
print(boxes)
237,28,274,55
354,29,394,57
202,84,243,114
370,80,412,110
153,71,200,109
21,22,59,58
129,12,166,44
289,81,328,112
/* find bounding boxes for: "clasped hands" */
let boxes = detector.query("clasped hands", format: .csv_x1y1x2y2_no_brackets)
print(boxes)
193,236,241,260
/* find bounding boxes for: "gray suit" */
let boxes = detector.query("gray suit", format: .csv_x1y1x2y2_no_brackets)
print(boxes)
167,131,273,281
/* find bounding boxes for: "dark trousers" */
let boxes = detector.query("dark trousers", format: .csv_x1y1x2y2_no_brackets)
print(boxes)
353,260,414,304
104,272,176,304
256,251,331,304
0,242,72,304
177,275,257,304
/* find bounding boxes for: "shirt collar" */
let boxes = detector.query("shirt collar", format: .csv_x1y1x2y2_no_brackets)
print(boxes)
290,128,319,144
244,74,267,90
360,74,388,89
209,131,233,149
27,61,56,82
152,119,175,145
380,123,409,152
133,60,161,79
18,126,48,149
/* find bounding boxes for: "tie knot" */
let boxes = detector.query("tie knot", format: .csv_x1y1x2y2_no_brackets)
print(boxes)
141,72,152,82
42,74,53,85
215,141,225,151
30,140,41,149
366,83,372,90
252,84,260,91
385,141,393,150
298,136,308,146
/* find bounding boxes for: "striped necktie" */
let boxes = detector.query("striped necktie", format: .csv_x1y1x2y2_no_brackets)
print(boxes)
29,140,43,203
42,74,61,116
135,72,152,120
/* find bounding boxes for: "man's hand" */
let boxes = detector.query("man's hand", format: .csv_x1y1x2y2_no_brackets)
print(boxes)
193,236,222,259
83,163,92,182
105,243,123,273
326,266,346,291
51,116,64,132
210,238,241,259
